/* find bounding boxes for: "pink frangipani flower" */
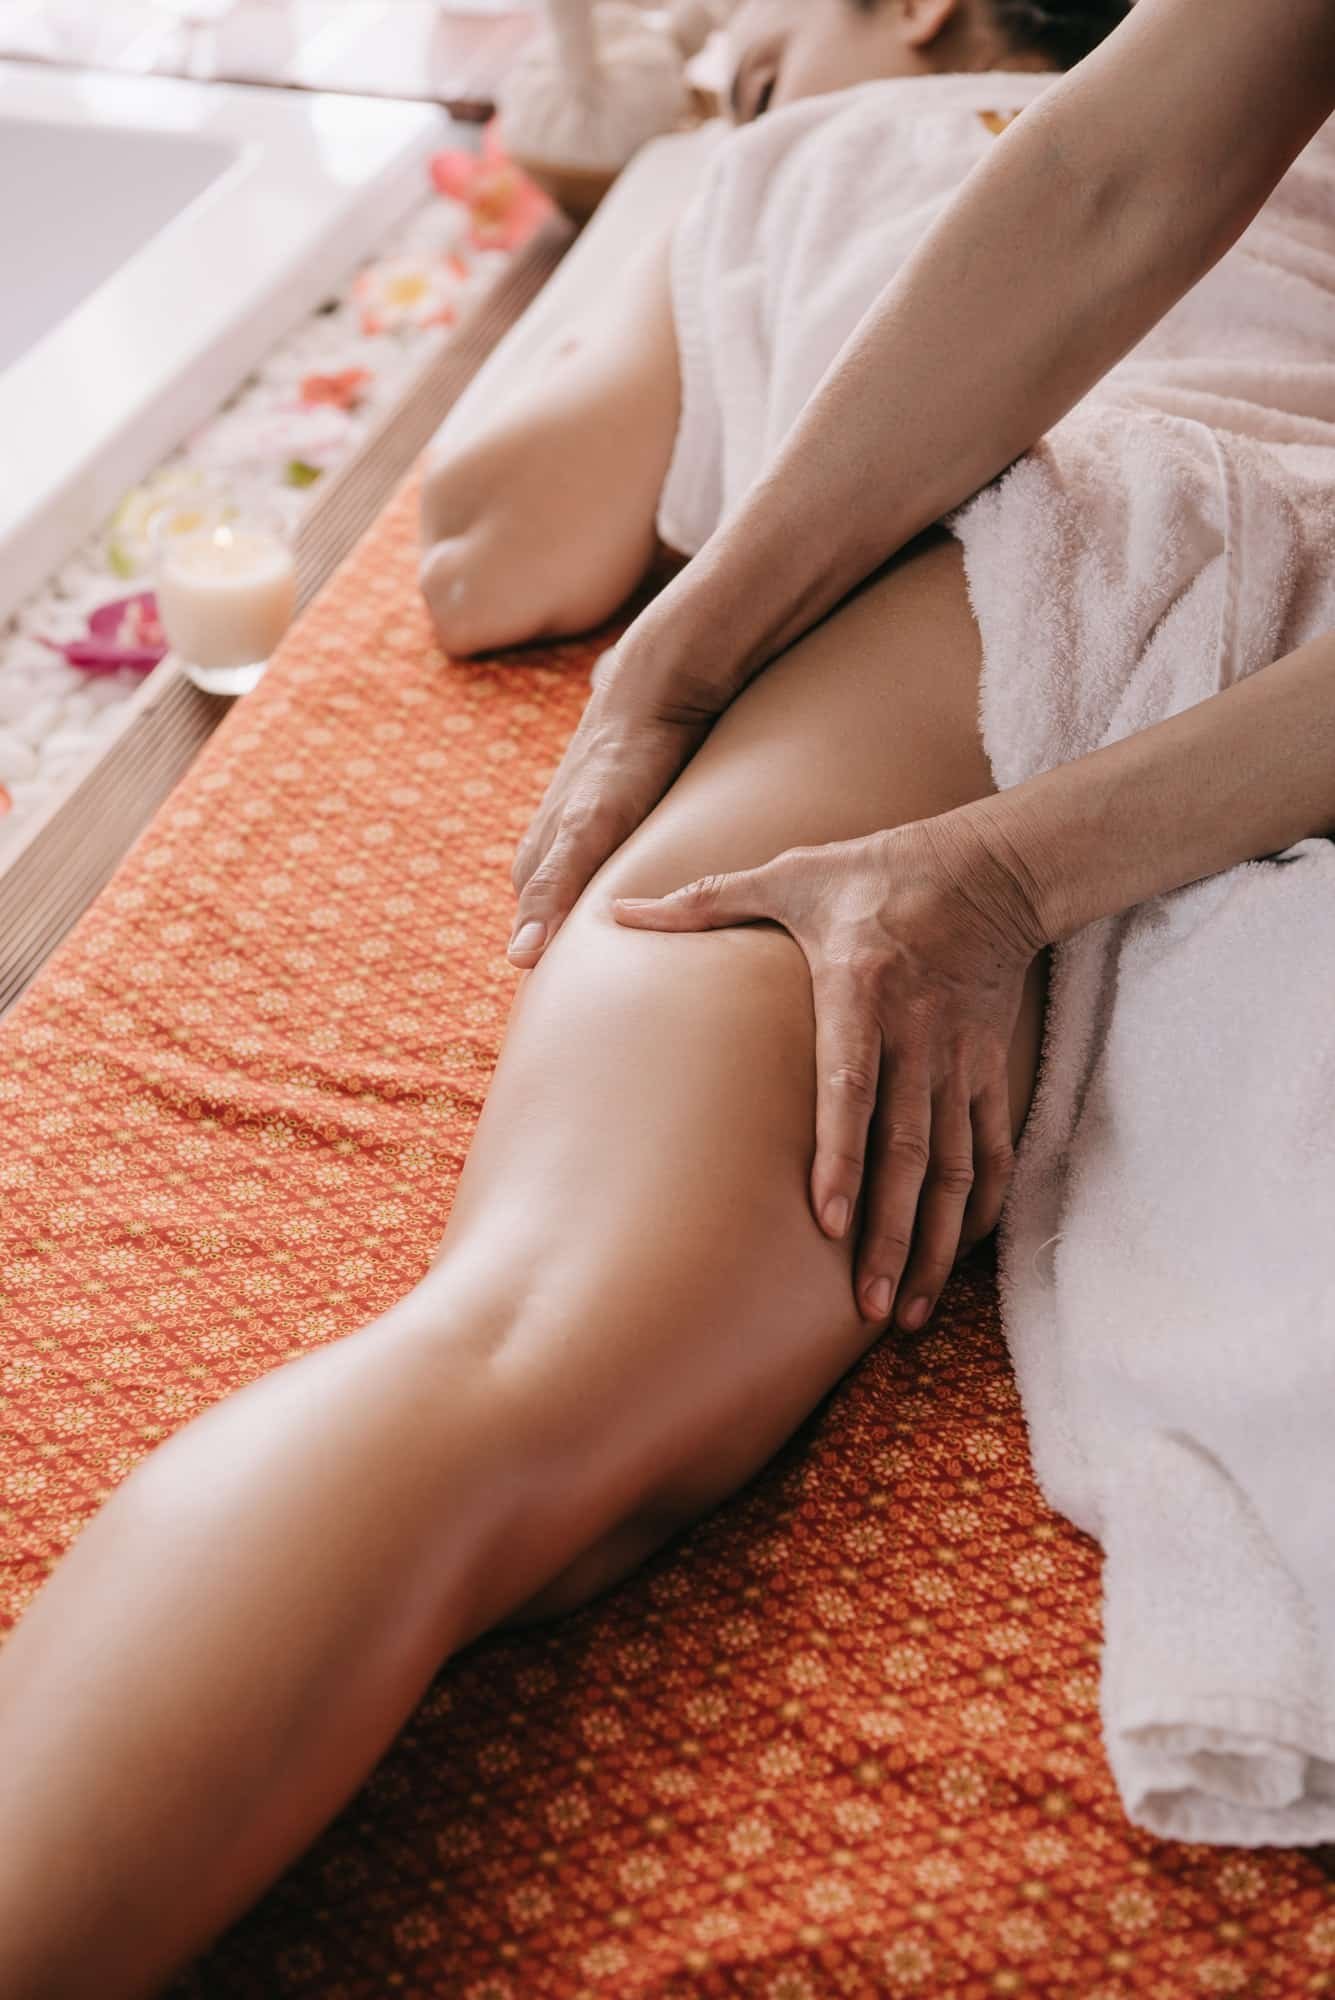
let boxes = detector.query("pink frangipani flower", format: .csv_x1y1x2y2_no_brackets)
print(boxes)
42,593,168,676
430,121,553,254
298,368,373,412
353,254,470,337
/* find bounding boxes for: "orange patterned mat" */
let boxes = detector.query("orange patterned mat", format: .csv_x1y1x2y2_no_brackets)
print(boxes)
1,479,1331,1998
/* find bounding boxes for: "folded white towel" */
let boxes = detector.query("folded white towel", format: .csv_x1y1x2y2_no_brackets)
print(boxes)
978,843,1335,1844
663,75,1335,1844
952,130,1335,1844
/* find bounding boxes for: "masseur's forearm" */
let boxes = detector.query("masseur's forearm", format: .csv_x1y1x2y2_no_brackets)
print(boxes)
969,632,1335,950
619,0,1335,712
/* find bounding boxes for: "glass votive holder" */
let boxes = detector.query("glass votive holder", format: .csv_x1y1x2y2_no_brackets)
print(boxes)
152,496,297,697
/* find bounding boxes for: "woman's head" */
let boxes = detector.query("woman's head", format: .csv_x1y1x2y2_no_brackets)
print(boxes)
727,0,1129,123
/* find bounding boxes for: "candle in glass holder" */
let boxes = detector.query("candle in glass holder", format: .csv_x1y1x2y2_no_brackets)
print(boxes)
156,520,297,696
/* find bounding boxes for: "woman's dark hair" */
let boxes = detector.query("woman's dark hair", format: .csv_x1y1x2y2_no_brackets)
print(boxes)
850,0,1131,70
988,0,1130,67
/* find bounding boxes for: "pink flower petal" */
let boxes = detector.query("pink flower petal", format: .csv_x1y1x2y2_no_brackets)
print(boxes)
430,149,478,201
41,592,168,676
87,591,164,647
469,174,544,251
46,637,166,675
434,125,553,253
299,367,372,411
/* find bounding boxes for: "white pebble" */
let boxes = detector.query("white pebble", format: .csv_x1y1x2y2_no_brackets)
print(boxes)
6,658,78,702
59,690,95,729
0,730,39,782
14,697,63,745
0,683,37,727
6,635,59,672
1,777,49,819
90,709,126,747
85,676,130,709
42,729,95,764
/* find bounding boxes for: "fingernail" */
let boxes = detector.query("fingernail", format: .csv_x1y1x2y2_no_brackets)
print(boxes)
508,920,546,958
823,1196,850,1239
613,897,652,911
864,1277,892,1319
899,1295,931,1331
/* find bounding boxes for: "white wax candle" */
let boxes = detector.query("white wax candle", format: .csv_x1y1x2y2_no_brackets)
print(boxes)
156,524,296,671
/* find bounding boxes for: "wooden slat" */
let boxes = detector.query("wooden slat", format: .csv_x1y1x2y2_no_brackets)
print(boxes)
0,220,570,1017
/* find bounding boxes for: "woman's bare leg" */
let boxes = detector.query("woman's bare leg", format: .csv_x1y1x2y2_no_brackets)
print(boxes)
454,532,1044,1617
0,536,1041,1998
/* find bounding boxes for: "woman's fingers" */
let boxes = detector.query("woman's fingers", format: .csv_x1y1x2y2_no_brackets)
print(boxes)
511,716,707,966
808,966,881,1244
513,739,586,898
894,1077,975,1332
613,828,1031,1330
612,867,773,932
515,793,764,966
853,1063,932,1324
508,816,609,965
510,813,549,898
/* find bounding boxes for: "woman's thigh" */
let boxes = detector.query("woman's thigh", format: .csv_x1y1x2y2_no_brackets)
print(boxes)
420,535,1043,1613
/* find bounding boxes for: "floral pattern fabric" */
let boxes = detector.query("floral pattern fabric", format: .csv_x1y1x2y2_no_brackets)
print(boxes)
0,479,1331,1997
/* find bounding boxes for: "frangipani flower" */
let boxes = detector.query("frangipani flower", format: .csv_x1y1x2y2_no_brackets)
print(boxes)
353,254,471,336
41,593,167,676
430,122,553,254
298,368,372,411
107,467,213,578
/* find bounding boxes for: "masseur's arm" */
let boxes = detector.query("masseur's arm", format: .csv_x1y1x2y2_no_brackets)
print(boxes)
617,631,1335,1331
970,629,1335,950
509,0,1335,962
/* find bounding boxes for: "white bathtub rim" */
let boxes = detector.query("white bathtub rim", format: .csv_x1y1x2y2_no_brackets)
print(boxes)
0,61,448,626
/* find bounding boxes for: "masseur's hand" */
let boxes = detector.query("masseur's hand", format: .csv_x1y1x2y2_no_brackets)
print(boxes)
613,808,1043,1329
508,652,711,966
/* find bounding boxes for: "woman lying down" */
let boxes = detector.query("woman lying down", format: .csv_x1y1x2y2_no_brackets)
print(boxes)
5,0,1335,1987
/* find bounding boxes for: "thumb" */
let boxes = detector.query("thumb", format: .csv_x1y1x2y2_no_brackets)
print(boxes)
612,867,773,933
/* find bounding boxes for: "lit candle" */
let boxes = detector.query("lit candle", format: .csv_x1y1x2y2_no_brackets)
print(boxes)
156,521,297,696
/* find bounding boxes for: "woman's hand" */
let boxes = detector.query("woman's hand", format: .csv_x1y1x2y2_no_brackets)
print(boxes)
508,659,711,966
613,808,1045,1328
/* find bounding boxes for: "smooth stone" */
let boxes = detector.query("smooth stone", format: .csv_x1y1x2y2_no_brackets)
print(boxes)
13,697,63,745
59,691,95,728
41,730,96,764
0,730,40,782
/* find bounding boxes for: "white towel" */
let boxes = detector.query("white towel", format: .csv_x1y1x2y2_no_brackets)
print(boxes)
663,77,1335,1844
952,151,1335,1841
657,72,1055,556
973,843,1335,1845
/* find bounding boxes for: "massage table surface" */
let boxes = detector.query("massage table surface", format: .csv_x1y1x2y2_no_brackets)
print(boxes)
1,471,1331,1996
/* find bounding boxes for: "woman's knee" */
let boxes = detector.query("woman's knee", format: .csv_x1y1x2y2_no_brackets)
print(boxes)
405,1204,854,1639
